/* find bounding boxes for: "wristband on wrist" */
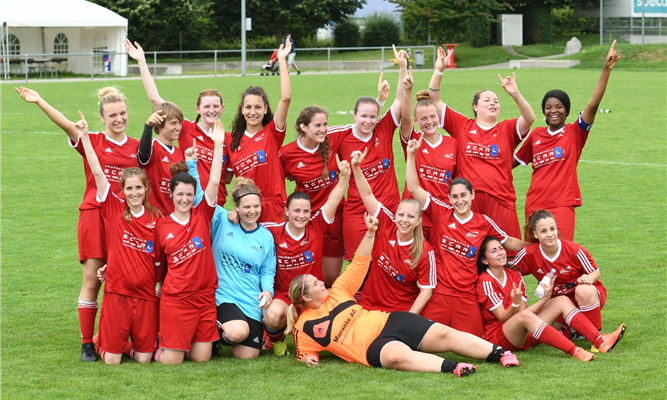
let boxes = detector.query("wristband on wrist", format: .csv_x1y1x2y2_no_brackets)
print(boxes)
365,234,375,238
376,99,386,107
511,303,521,308
428,87,440,92
433,70,443,76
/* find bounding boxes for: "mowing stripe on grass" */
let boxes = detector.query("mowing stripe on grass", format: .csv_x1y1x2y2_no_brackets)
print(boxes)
579,159,666,168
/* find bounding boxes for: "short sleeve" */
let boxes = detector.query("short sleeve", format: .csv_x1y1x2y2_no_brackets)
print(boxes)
514,133,534,167
476,276,503,311
440,106,470,140
416,248,436,289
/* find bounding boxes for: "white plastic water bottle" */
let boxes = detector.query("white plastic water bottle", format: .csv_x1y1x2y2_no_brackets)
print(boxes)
534,268,557,299
598,109,611,113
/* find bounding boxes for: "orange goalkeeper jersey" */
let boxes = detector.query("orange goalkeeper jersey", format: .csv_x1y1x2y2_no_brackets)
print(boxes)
293,254,390,366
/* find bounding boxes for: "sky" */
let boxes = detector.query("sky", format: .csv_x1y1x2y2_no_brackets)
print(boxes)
354,0,399,17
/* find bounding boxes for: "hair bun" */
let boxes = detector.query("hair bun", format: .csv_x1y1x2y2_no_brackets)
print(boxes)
415,90,430,101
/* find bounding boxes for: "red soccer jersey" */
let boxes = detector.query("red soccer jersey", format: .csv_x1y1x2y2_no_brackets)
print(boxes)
400,129,457,202
423,194,508,297
69,132,139,211
440,106,524,208
225,117,287,206
178,119,230,205
512,239,604,297
263,209,332,298
360,205,437,312
280,138,342,211
140,138,184,215
476,268,527,340
98,186,159,301
514,115,591,213
154,195,218,299
329,108,400,214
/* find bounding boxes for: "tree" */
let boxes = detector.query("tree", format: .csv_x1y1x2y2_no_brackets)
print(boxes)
361,12,402,47
210,0,366,47
90,0,215,51
391,0,508,44
334,18,361,48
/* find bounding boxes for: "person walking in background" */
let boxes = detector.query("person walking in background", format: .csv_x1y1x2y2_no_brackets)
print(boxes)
285,33,301,75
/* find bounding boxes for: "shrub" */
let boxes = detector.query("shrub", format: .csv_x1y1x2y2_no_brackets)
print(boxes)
468,17,491,48
523,5,554,44
361,12,401,47
334,18,361,48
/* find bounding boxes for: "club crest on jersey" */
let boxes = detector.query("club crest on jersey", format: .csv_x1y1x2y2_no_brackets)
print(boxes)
554,147,563,159
382,158,390,170
244,263,252,273
561,266,572,274
252,245,262,252
394,274,406,283
466,231,479,238
300,240,308,247
313,320,330,338
466,246,478,258
444,153,454,159
490,145,499,157
254,133,265,142
375,137,380,147
192,236,203,249
329,170,338,182
145,240,154,253
304,250,313,263
257,150,266,163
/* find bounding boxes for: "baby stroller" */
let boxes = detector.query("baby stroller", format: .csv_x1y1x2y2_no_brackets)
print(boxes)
260,50,279,76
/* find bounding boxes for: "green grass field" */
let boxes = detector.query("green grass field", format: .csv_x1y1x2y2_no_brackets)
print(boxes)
1,67,666,399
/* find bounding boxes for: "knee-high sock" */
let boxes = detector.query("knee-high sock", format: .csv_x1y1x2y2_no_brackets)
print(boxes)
532,322,577,356
78,298,98,344
566,309,603,348
578,301,602,331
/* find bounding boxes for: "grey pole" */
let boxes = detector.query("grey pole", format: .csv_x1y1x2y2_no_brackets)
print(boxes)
599,0,604,46
241,0,246,76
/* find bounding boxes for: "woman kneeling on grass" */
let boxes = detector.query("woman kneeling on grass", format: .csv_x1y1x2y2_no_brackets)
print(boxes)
476,236,625,362
285,214,520,376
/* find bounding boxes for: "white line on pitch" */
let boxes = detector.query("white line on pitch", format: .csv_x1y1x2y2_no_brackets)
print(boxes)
579,159,666,168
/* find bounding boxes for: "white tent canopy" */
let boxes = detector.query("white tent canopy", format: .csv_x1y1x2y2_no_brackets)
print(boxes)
1,0,128,78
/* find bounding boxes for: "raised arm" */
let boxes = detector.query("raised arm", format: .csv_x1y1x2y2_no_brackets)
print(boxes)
124,39,165,105
75,112,109,198
405,136,429,208
321,155,350,220
350,148,380,216
184,139,204,206
376,72,390,110
139,111,164,164
491,280,526,323
389,45,409,119
273,42,292,130
426,47,450,116
400,67,414,141
581,40,621,125
205,120,225,204
498,72,535,137
14,87,78,141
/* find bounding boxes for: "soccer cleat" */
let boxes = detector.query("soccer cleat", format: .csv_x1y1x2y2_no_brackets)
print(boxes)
453,363,477,377
592,323,626,353
261,331,273,351
297,71,301,75
272,340,289,356
573,347,595,362
81,342,98,362
500,350,520,367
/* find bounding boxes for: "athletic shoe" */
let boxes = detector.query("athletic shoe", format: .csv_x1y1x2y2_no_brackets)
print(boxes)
262,331,273,351
453,363,476,377
500,350,520,367
592,323,626,353
211,340,222,357
297,71,301,75
573,347,595,362
272,340,289,356
81,342,98,362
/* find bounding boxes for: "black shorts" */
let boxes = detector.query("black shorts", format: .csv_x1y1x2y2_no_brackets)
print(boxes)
366,311,436,368
216,303,263,350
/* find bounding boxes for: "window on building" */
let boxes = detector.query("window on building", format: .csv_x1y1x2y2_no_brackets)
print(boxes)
54,33,68,54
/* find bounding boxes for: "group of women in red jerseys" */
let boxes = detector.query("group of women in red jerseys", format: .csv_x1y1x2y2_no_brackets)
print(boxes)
16,37,625,372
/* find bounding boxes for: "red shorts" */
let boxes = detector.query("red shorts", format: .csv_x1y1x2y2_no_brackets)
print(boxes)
323,208,345,258
258,196,287,224
77,209,106,262
273,292,292,306
420,293,484,337
525,206,576,242
159,291,218,351
98,292,158,354
342,209,367,261
484,326,540,352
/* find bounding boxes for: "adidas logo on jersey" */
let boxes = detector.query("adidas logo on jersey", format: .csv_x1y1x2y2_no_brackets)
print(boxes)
166,233,174,239
105,148,113,153
279,242,288,249
389,240,396,247
537,268,543,274
535,140,541,145
469,129,477,134
227,232,234,238
422,148,429,154
198,135,204,141
297,161,306,168
162,156,169,162
448,223,456,229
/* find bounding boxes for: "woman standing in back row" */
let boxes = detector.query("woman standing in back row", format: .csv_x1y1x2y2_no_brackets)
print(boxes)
513,41,621,241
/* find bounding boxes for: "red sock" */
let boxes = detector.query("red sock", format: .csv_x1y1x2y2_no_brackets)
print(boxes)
579,301,602,330
99,350,107,362
532,322,576,356
566,309,603,347
78,298,98,344
264,327,286,343
123,342,135,360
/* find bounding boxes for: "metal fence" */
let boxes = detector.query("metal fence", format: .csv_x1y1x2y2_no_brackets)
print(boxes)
1,45,437,82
